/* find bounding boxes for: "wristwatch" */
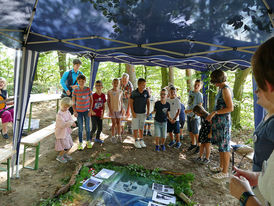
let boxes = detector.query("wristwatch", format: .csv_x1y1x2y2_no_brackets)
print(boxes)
239,191,255,206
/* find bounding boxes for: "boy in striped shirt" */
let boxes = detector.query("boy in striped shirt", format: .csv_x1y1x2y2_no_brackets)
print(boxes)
72,74,93,150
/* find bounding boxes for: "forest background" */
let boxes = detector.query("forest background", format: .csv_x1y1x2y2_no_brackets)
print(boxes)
0,43,254,143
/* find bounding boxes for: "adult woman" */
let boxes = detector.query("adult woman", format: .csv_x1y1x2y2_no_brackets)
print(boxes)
229,37,274,205
206,69,233,179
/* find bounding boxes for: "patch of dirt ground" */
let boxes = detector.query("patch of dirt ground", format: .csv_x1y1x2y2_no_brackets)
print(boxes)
0,100,253,206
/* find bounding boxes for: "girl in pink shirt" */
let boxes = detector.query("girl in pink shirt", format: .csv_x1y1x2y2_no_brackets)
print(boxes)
55,97,76,163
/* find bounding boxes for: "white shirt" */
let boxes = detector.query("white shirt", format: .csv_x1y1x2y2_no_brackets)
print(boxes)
167,97,181,121
258,150,274,205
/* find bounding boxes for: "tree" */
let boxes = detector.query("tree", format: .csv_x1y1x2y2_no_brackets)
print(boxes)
161,67,168,88
168,66,174,85
231,68,251,128
57,51,67,78
185,69,192,92
125,64,137,89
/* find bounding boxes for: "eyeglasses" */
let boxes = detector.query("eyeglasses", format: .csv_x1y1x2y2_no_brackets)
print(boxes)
160,93,167,96
95,85,103,87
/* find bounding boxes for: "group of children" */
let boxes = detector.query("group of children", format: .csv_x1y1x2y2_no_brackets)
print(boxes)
54,74,212,165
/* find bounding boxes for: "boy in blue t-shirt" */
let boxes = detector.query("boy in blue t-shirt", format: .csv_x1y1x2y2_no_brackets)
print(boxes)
130,78,150,149
152,88,171,151
179,98,186,140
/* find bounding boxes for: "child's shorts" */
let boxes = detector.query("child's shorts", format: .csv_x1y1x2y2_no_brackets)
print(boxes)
132,113,146,130
167,120,180,134
145,113,153,126
187,116,200,134
179,120,185,129
109,111,122,119
154,121,167,138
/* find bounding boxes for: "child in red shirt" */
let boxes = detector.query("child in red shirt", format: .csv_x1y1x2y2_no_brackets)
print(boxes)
91,80,106,144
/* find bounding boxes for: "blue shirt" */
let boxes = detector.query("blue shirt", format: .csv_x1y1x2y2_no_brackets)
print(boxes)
154,101,170,123
186,90,203,118
179,103,185,122
130,89,150,114
253,116,274,172
60,69,83,92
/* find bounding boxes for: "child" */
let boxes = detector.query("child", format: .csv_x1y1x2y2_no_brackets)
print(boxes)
152,88,171,151
130,78,150,149
185,79,203,154
91,80,106,144
107,78,123,143
55,97,76,163
0,77,14,139
178,96,186,140
193,105,211,164
143,87,153,136
167,86,181,149
72,74,93,150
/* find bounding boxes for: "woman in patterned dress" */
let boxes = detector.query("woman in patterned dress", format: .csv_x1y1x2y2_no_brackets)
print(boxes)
207,69,234,179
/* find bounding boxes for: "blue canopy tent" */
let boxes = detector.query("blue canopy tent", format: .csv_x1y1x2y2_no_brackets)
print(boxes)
0,0,273,177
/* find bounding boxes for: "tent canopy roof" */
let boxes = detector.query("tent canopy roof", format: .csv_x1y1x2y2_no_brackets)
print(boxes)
0,0,273,70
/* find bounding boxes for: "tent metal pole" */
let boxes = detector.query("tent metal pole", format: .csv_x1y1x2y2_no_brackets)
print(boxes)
0,29,24,32
237,49,255,54
143,39,188,46
24,0,39,45
97,36,137,46
89,58,94,89
238,45,259,49
0,32,22,43
188,40,231,49
27,40,59,44
262,0,274,27
96,45,137,52
30,32,58,40
62,36,97,41
185,48,233,56
142,45,185,57
61,41,95,51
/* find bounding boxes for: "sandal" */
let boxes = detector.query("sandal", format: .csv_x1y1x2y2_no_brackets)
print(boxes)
209,166,223,172
212,172,229,179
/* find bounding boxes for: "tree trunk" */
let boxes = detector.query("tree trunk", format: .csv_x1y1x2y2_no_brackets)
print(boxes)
125,64,137,89
161,67,169,88
168,66,174,85
231,68,251,128
185,69,192,92
57,51,67,78
208,84,217,113
118,63,122,77
144,66,147,80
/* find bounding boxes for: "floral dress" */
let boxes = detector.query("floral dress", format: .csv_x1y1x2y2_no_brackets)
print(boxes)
211,85,232,152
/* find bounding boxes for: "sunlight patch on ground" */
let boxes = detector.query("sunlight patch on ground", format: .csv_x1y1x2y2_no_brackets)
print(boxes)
110,153,123,161
179,153,186,160
123,136,135,144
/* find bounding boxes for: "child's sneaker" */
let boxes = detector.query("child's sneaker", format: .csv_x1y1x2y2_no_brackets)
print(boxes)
143,130,147,136
56,156,67,163
187,144,196,151
78,143,84,151
63,154,72,161
95,139,104,144
118,135,123,143
160,145,166,151
139,139,146,148
168,140,176,147
147,131,152,136
155,145,160,151
193,146,200,154
175,142,182,149
111,136,117,143
195,157,203,163
202,158,210,164
87,141,93,149
134,140,142,148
